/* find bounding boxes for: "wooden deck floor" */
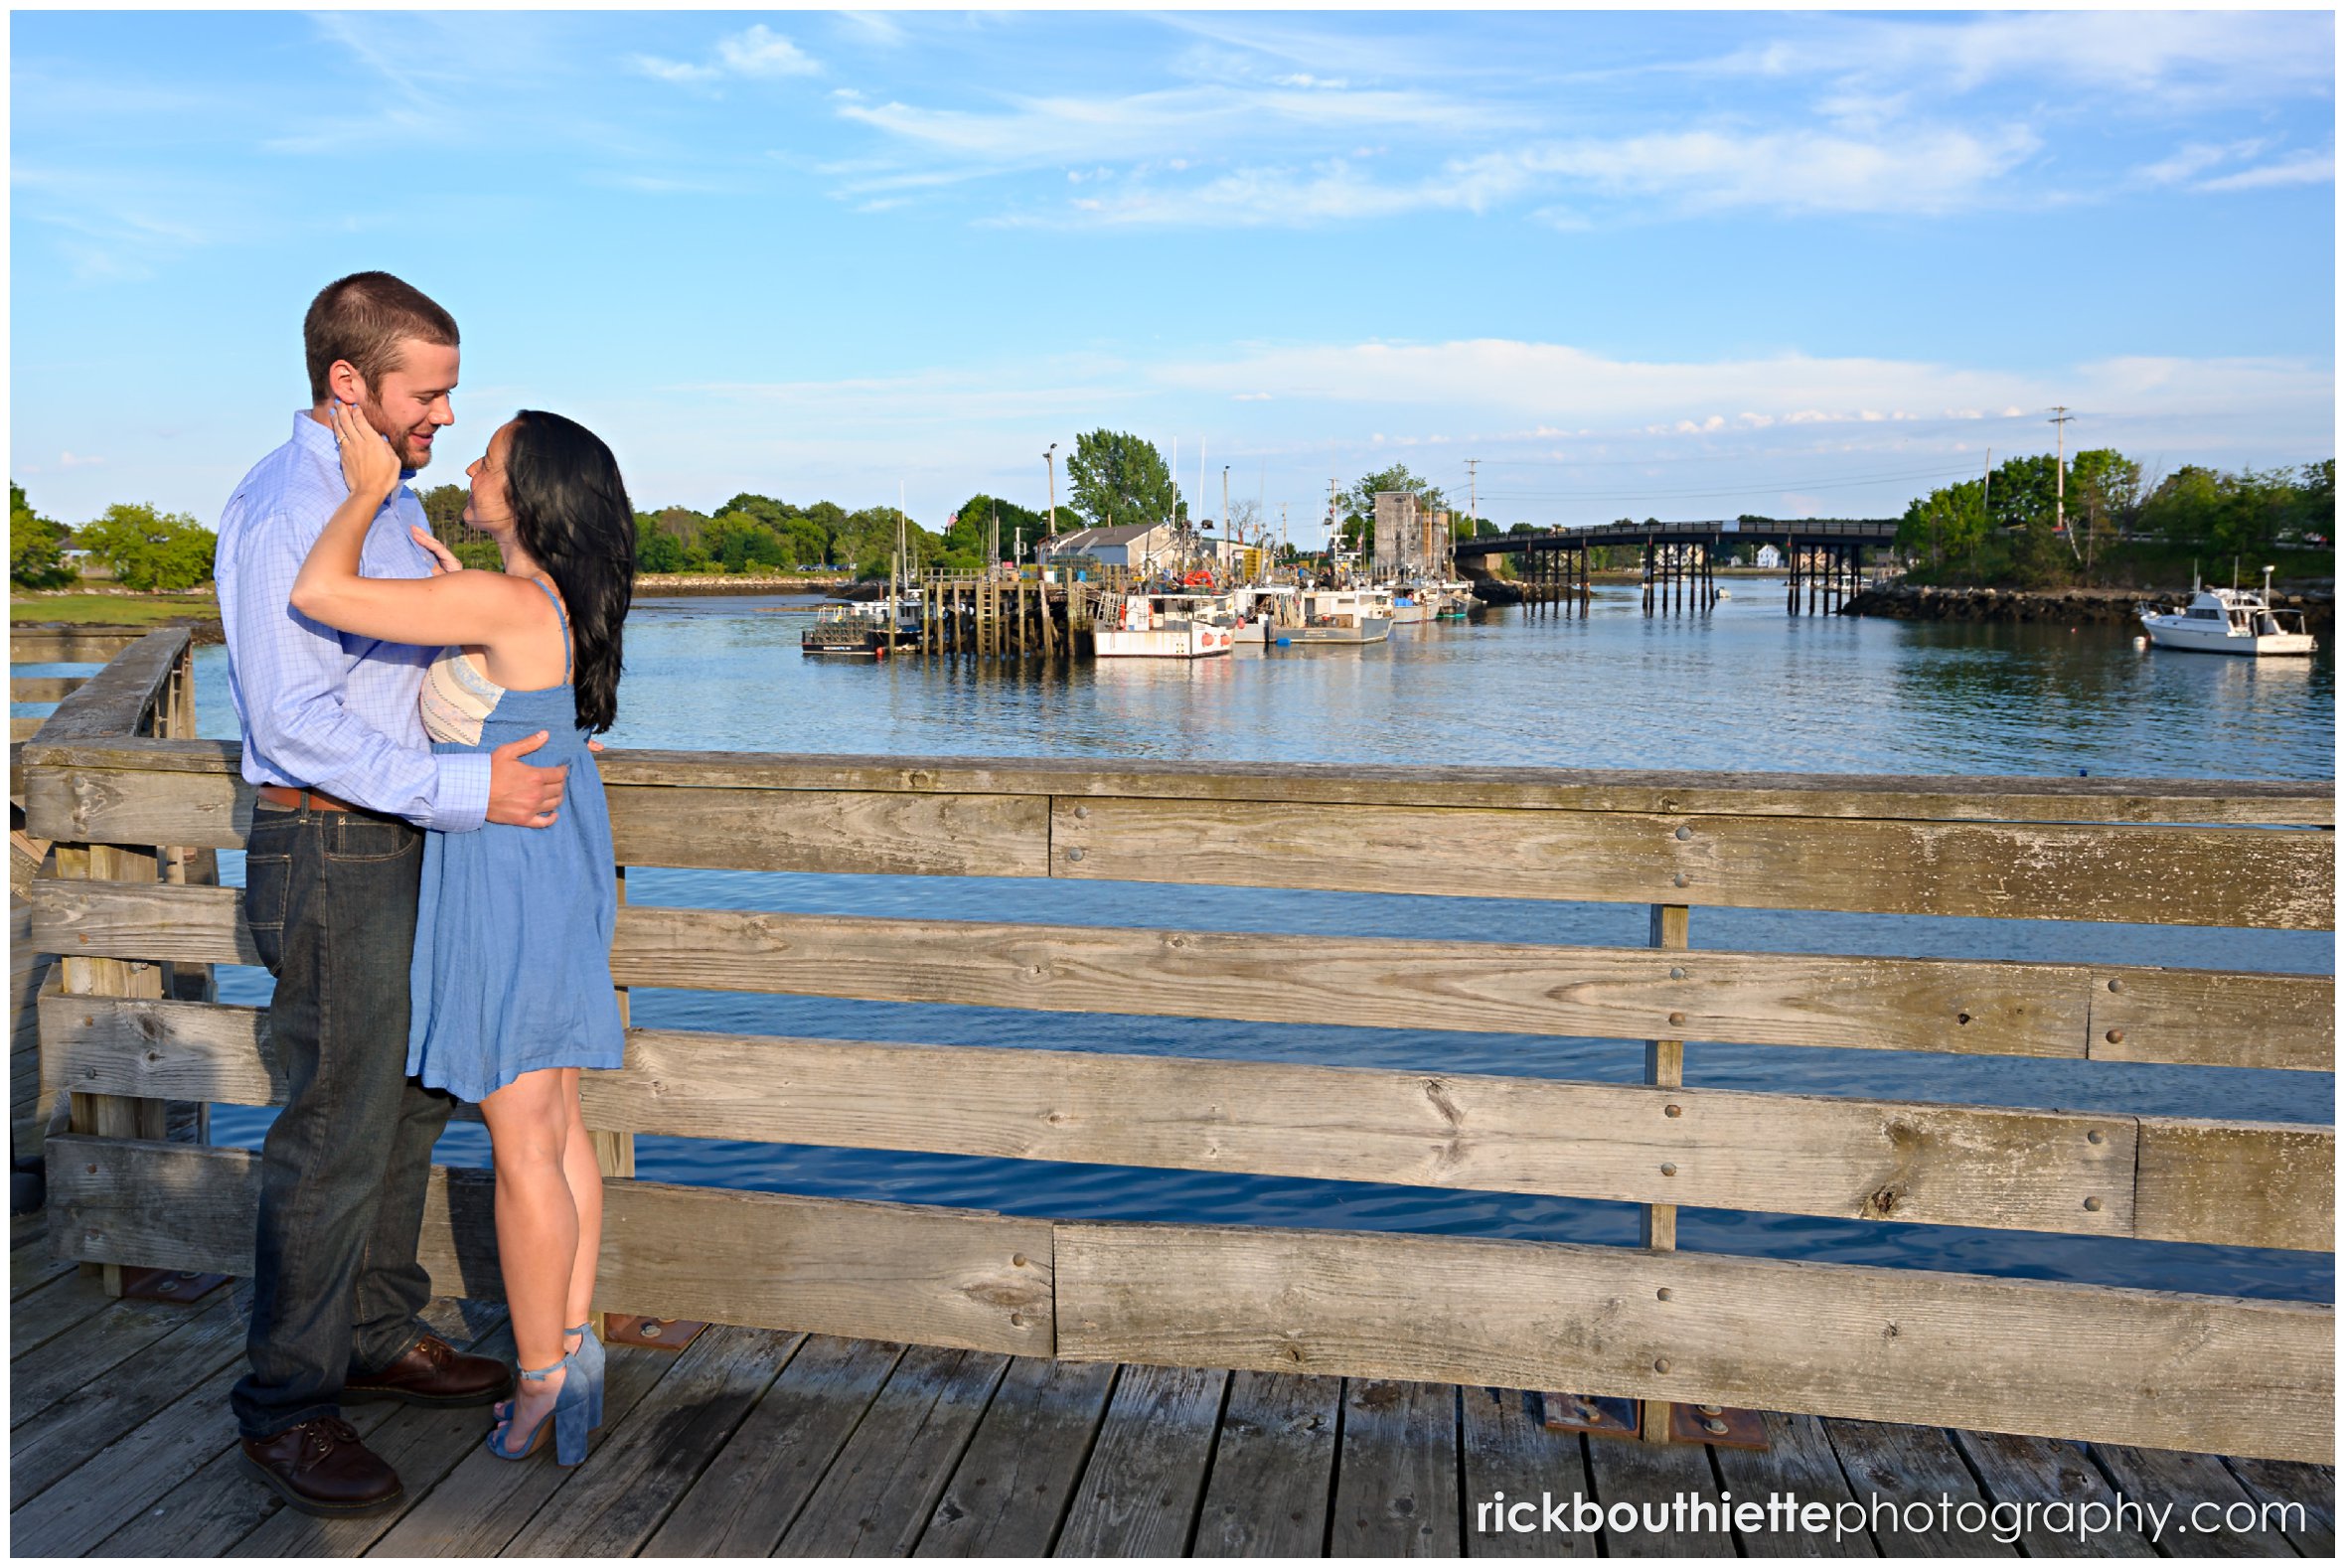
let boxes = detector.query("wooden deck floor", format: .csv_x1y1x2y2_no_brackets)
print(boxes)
8,1210,2333,1558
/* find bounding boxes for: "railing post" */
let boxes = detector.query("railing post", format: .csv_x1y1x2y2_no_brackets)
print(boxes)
53,841,169,1297
589,863,635,1339
1640,901,1689,1442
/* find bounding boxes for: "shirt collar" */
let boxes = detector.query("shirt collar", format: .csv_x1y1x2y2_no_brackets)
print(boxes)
290,408,419,483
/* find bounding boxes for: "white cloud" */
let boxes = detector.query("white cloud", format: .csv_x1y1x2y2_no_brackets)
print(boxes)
636,24,818,90
1694,10,2332,105
2200,152,2335,193
718,25,819,78
1475,123,2044,217
1150,339,2334,445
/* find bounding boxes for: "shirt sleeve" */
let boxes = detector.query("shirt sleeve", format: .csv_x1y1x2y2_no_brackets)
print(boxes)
222,512,493,833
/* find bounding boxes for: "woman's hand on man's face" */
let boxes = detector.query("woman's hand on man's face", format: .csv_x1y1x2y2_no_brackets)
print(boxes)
331,399,402,503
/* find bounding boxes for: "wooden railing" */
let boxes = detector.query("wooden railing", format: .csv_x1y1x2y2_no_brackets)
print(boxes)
15,629,2336,1463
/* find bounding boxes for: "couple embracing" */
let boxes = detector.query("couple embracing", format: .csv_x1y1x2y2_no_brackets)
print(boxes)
218,270,635,1513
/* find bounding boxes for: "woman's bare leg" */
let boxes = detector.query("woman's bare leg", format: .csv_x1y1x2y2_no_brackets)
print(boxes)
479,1068,575,1442
555,1066,603,1338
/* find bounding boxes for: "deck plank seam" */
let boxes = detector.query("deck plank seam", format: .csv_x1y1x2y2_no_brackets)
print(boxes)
1176,1355,1245,1558
1039,1359,1128,1559
755,1338,913,1554
1319,1376,1348,1560
894,1346,1018,1557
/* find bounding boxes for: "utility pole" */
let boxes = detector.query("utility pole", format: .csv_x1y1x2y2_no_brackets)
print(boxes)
1465,457,1479,580
2048,406,2079,560
1044,443,1057,546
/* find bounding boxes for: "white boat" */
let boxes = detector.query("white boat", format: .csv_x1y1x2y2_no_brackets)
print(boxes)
1230,585,1302,644
1278,586,1392,645
2139,570,2316,657
1093,590,1236,658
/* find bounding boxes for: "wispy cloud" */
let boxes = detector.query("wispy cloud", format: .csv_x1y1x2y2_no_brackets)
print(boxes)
1689,9,2333,105
637,23,820,90
2200,152,2335,193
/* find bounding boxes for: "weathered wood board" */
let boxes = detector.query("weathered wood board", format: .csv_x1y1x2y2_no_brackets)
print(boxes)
1051,1221,2335,1463
45,1136,1054,1357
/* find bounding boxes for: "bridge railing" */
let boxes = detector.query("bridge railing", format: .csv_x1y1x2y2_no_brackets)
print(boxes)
18,632,2335,1463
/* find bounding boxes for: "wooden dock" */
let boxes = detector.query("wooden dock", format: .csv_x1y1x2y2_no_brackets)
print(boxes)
10,626,2336,1556
12,1205,2332,1557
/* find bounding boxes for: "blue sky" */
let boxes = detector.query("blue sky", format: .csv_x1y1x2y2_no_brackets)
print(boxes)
10,7,2336,544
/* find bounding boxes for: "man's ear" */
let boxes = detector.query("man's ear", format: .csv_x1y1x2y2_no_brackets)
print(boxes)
327,359,369,407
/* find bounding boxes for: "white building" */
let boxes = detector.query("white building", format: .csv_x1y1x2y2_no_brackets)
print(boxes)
1037,522,1178,571
1754,544,1783,569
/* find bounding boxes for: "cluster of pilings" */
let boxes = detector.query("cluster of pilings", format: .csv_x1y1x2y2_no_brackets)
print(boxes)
1642,541,1715,616
1787,543,1864,616
913,574,1094,661
1521,545,1590,617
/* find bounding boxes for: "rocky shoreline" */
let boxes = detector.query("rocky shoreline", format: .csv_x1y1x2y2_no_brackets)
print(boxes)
1843,581,2334,636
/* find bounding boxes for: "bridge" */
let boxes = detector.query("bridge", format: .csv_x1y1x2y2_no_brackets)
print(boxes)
1456,519,1902,616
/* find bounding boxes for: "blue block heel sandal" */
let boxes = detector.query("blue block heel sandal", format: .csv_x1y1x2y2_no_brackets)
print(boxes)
484,1348,591,1467
566,1322,605,1431
494,1325,603,1432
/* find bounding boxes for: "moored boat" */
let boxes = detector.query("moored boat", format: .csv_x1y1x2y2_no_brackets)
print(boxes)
1279,586,1392,644
2139,570,2317,656
1093,590,1237,658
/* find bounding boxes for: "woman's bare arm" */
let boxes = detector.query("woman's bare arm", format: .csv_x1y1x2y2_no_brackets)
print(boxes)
289,401,538,650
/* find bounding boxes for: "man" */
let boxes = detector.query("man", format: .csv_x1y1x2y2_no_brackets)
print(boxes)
216,271,568,1516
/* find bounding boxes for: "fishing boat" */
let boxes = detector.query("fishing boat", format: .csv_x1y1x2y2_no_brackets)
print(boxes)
1230,584,1302,644
2138,569,2317,657
800,601,894,659
1093,590,1237,658
1276,586,1392,645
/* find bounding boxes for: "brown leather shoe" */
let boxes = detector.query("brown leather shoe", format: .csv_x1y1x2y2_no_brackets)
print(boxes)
239,1416,403,1517
344,1333,513,1408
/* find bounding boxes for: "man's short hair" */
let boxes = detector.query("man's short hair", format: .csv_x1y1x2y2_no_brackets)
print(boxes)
303,271,460,403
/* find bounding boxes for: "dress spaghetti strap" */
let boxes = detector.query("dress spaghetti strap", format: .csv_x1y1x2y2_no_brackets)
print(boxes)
530,576,572,683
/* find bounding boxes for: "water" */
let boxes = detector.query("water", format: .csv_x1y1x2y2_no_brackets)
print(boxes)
171,585,2333,1303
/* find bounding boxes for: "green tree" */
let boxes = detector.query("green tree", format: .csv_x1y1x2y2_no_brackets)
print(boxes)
704,512,788,573
11,482,75,588
1065,430,1176,531
418,483,470,546
74,503,217,590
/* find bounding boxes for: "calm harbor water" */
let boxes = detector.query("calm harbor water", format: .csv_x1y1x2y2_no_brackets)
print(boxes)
172,584,2333,1302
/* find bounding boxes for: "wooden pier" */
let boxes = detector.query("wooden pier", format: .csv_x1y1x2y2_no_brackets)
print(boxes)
8,627,2336,1555
10,1219,2335,1556
909,568,1119,662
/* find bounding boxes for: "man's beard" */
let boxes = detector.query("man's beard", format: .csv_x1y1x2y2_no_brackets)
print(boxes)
361,398,432,470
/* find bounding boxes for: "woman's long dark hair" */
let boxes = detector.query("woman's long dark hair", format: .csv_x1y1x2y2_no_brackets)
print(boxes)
504,409,636,732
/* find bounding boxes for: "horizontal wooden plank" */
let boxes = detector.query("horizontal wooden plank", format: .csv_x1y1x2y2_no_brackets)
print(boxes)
42,995,2332,1250
11,676,86,703
33,881,2333,1071
16,737,2332,827
6,628,148,666
605,784,1051,876
20,764,1054,879
2132,1120,2335,1253
25,630,184,744
1053,799,2335,928
27,880,259,966
45,1135,1053,1356
2087,966,2336,1071
1051,1221,2335,1464
11,717,45,742
611,906,2332,1071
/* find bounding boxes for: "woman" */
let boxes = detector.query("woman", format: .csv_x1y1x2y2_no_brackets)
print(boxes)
292,402,634,1467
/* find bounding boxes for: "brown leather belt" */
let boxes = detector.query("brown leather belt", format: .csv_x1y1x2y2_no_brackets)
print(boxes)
257,784,367,814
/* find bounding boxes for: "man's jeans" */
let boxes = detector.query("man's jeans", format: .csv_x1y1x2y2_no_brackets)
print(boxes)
230,801,455,1441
